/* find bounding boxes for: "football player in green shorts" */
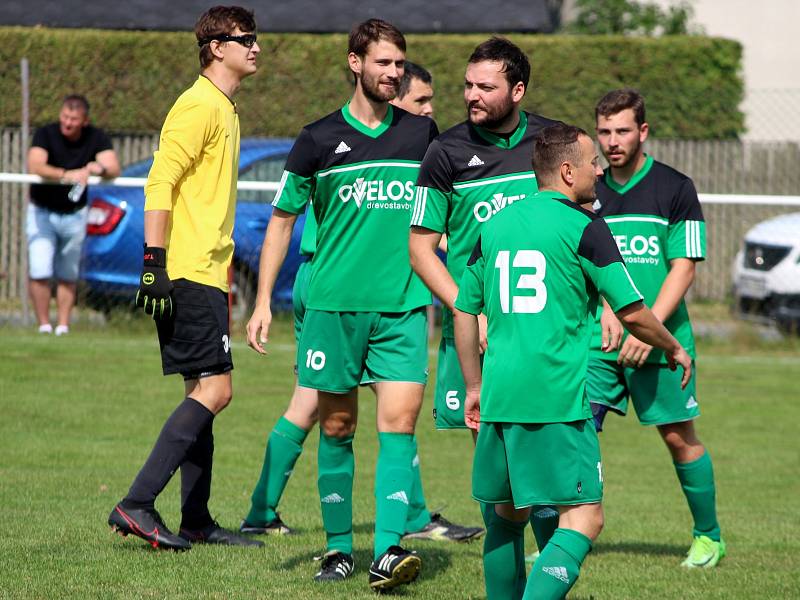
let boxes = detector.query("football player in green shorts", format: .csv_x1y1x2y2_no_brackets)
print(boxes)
245,19,456,591
409,36,560,563
454,122,693,600
240,61,480,546
588,89,725,568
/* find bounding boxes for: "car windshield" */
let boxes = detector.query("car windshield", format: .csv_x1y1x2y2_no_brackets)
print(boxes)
237,154,288,203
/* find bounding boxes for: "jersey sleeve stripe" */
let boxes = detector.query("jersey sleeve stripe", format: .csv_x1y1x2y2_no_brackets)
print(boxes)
271,170,290,207
622,264,644,300
411,186,427,226
685,220,703,258
695,221,703,257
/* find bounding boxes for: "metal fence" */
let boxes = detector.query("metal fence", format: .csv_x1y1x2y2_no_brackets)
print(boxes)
0,129,158,323
1,129,799,327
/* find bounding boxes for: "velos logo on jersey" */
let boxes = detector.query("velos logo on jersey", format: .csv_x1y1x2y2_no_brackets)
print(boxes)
473,192,526,223
614,235,662,265
338,178,414,210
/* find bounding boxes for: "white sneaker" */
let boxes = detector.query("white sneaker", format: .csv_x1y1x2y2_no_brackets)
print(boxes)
55,325,69,336
38,324,53,334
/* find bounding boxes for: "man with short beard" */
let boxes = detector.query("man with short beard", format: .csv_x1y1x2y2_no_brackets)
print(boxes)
588,88,724,568
454,122,692,600
239,55,480,545
408,37,561,597
246,19,436,591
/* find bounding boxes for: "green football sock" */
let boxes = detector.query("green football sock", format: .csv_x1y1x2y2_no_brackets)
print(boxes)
530,505,560,550
318,431,354,554
524,528,592,600
675,450,721,541
246,416,309,525
483,510,527,600
374,432,415,559
404,436,432,533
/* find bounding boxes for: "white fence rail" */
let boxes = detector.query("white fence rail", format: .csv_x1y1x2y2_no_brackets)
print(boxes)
3,130,800,320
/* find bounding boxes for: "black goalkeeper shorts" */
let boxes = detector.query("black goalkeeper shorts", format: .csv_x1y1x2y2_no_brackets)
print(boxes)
155,278,233,379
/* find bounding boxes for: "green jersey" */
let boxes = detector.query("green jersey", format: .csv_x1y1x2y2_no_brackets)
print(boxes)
298,205,317,257
455,191,643,424
273,103,437,312
411,111,558,337
590,156,706,363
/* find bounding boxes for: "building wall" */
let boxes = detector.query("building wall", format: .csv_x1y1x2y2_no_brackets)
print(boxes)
663,0,800,141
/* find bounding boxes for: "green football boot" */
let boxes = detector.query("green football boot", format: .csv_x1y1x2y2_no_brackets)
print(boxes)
681,535,726,568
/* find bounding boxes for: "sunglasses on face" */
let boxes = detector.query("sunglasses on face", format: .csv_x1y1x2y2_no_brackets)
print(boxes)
198,33,257,48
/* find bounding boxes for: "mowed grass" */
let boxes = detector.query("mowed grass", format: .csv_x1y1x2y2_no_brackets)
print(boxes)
1,316,799,599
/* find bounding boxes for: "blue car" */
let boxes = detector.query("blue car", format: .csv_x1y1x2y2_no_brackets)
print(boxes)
80,138,304,315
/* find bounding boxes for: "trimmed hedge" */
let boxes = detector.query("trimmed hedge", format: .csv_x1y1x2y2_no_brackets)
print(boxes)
0,27,743,138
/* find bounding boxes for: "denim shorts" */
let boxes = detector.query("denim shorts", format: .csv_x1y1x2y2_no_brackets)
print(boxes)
26,203,88,282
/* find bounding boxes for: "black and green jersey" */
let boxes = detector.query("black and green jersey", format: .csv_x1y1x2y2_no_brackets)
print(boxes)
298,205,317,257
273,103,437,312
455,190,642,424
410,111,559,337
590,156,706,364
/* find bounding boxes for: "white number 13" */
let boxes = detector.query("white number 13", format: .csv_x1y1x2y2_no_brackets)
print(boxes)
494,250,547,314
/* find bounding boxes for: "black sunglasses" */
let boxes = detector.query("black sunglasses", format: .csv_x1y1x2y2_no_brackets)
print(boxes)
198,33,257,48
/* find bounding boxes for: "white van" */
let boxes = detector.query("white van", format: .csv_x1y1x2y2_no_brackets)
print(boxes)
732,212,800,331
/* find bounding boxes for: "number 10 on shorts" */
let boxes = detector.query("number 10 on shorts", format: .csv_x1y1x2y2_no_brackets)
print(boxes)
306,349,326,371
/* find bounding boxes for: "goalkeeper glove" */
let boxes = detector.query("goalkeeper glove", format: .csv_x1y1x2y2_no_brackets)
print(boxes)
135,245,173,319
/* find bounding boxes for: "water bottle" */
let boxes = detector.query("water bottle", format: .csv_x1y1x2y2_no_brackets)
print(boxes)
68,183,85,203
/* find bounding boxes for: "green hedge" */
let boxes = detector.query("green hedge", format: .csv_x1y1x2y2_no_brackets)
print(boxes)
0,27,743,138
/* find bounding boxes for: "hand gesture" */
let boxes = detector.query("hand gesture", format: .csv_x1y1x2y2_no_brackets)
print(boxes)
246,302,273,354
464,388,481,431
617,334,653,368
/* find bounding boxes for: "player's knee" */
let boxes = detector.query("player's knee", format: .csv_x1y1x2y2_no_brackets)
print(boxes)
320,417,355,438
495,503,529,523
377,417,416,434
659,424,698,453
284,407,318,431
593,510,605,538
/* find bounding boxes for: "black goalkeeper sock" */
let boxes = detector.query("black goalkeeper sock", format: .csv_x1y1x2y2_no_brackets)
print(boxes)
122,398,214,510
180,418,215,530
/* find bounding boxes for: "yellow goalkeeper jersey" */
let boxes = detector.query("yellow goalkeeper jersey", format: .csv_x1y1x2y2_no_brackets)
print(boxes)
144,75,240,291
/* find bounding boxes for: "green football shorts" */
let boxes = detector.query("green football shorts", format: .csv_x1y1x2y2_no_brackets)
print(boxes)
433,336,469,430
472,420,603,508
586,357,699,426
292,260,311,345
297,307,429,393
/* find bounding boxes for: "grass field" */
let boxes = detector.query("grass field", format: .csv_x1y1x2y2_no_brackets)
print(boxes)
1,315,799,599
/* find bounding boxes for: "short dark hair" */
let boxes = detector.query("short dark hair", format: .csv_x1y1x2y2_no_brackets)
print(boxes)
532,123,589,186
397,61,432,99
62,94,89,114
468,36,530,90
595,88,646,126
348,18,406,57
195,5,257,69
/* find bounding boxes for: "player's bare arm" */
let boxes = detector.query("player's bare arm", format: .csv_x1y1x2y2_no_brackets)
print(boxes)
409,226,459,309
143,209,170,248
615,301,692,388
453,308,482,430
246,208,298,353
600,297,623,352
618,258,696,367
